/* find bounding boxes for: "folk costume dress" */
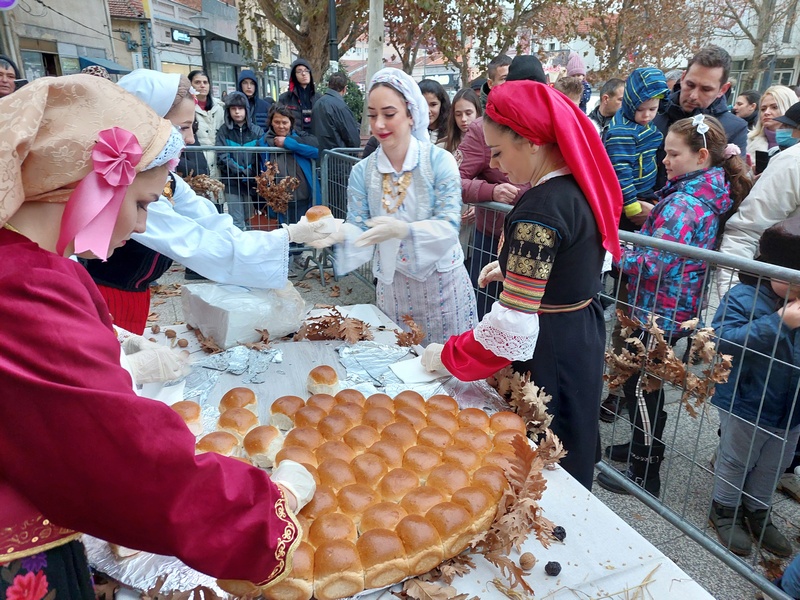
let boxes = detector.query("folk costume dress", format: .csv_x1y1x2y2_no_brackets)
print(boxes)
0,76,300,599
440,81,623,489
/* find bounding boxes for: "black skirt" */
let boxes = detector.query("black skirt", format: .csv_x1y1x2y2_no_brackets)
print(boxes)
1,541,94,600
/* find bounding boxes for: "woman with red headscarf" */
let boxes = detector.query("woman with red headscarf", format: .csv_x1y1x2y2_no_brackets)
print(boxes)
423,81,623,489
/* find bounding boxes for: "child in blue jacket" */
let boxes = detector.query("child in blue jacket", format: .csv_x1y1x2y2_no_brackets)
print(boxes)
710,217,800,558
605,68,669,226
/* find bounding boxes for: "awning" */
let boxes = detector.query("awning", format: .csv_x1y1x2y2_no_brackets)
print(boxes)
78,56,132,75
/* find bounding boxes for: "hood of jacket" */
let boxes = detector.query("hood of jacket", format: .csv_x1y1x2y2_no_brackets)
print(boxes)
657,166,732,215
223,91,255,129
237,69,262,100
288,59,315,95
621,67,669,121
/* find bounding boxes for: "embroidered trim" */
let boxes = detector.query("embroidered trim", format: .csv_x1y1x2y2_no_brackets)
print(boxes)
1,515,80,563
474,318,539,361
499,272,546,314
255,488,301,587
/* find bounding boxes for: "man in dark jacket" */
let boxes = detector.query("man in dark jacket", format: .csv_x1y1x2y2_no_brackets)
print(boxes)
653,45,748,189
237,69,274,131
279,59,321,133
312,72,361,152
479,54,512,109
215,91,265,230
588,78,624,140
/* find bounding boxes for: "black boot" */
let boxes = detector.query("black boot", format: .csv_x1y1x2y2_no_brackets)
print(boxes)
604,442,632,462
596,441,664,497
600,393,624,423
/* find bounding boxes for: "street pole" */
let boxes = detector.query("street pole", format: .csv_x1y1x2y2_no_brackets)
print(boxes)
328,0,338,63
362,0,384,136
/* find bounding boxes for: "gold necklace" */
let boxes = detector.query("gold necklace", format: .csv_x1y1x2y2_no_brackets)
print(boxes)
381,172,413,214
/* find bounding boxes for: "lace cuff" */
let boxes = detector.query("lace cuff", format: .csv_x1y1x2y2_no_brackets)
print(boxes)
473,303,539,361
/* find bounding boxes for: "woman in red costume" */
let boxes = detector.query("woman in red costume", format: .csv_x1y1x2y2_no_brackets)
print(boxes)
423,81,623,489
0,75,314,598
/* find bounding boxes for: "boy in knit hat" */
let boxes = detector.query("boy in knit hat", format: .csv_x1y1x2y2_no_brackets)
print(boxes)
604,67,669,226
708,216,800,557
566,52,591,112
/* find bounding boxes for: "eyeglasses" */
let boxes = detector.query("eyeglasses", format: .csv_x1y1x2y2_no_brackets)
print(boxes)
296,69,310,75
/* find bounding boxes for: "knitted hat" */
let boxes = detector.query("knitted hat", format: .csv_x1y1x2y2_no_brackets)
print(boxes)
566,53,586,77
757,216,800,272
506,55,546,84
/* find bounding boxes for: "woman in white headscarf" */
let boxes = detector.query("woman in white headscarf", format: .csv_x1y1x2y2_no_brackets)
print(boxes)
322,67,477,344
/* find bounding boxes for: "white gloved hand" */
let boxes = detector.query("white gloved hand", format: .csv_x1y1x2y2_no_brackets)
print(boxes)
283,219,331,244
478,260,503,288
421,343,445,372
124,340,189,384
307,226,347,249
354,216,410,247
271,459,317,512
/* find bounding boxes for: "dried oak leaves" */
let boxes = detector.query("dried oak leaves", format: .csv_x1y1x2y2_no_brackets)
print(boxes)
604,312,733,417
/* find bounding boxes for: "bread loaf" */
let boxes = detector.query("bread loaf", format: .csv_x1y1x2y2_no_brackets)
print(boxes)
426,409,459,434
393,390,426,412
417,425,452,450
299,485,338,520
270,395,306,430
457,407,491,430
402,445,441,481
343,425,381,455
170,400,203,436
490,410,527,435
380,421,417,451
318,413,353,441
283,426,324,451
307,393,336,414
362,407,393,432
350,452,389,487
329,402,364,427
275,445,318,468
217,408,259,441
308,512,357,547
243,425,283,468
317,458,357,491
316,440,356,464
378,467,420,502
334,389,366,406
305,205,333,223
307,365,340,396
364,393,394,411
425,395,458,414
294,405,327,428
196,431,238,456
219,387,258,414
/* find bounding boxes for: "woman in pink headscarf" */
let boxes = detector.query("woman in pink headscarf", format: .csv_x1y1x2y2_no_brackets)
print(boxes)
423,81,622,489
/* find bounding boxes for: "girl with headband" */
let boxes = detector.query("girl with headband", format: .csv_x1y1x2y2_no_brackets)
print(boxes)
423,80,623,489
0,76,314,598
318,67,477,344
597,115,751,498
82,68,330,335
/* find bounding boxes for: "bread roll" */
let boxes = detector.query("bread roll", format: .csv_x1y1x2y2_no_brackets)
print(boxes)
457,407,491,430
270,395,305,430
318,412,353,441
394,406,426,432
171,400,203,436
316,440,356,464
396,515,444,576
490,410,527,435
308,511,357,547
360,502,408,534
364,393,394,411
329,402,364,426
283,426,324,451
482,451,519,472
426,395,459,414
400,487,446,516
380,421,417,450
393,390,426,412
402,445,441,481
335,388,366,406
356,529,410,589
312,540,364,600
362,406,393,432
452,426,492,455
217,407,259,441
425,501,473,557
261,540,313,600
351,452,389,487
493,429,526,448
471,465,510,502
196,431,238,456
307,393,336,414
275,445,318,468
316,458,357,491
296,514,311,543
337,484,379,525
417,425,452,450
426,410,459,434
305,205,333,223
426,463,470,496
442,445,481,471
243,425,283,468
306,365,340,396
343,425,381,455
219,387,258,414
378,467,420,502
451,486,497,534
294,405,327,428
367,439,404,469
299,485,337,520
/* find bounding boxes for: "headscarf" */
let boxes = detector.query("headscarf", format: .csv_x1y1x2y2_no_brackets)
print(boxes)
81,65,112,80
118,68,182,118
0,74,182,259
369,68,430,142
486,80,622,259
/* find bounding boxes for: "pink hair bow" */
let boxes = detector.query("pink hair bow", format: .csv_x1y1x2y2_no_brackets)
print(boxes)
724,143,741,159
57,127,142,260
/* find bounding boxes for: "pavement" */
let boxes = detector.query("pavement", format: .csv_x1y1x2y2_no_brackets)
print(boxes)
149,258,800,600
